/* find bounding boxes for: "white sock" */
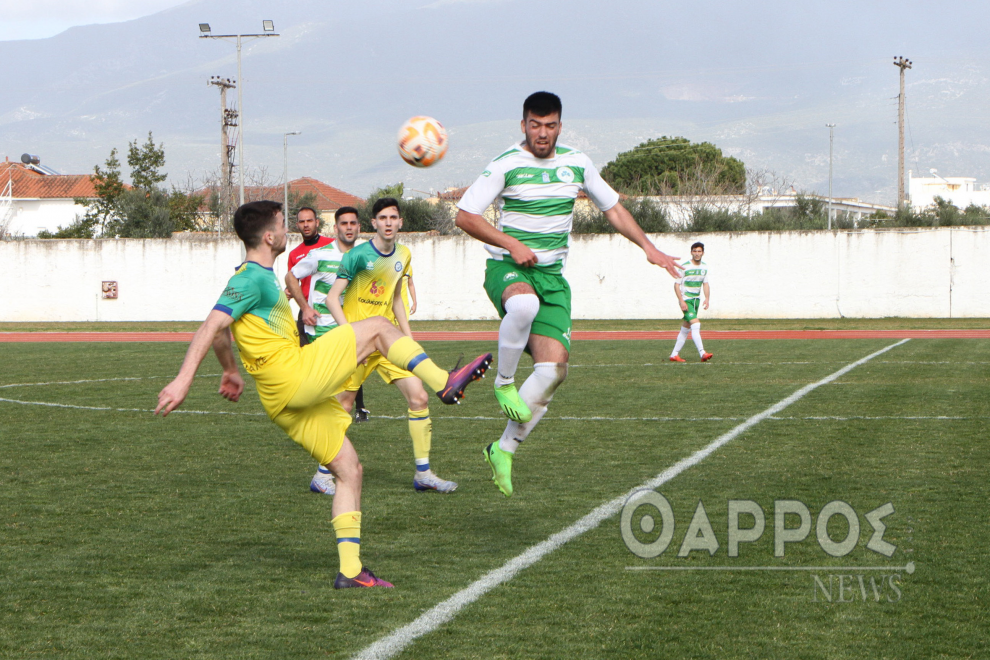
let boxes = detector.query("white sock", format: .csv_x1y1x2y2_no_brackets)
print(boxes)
498,362,567,453
494,293,540,387
691,323,705,355
671,326,689,357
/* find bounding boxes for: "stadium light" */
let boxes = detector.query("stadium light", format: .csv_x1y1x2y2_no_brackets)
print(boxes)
198,21,280,206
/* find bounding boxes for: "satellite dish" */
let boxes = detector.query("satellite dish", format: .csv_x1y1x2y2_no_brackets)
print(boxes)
21,154,40,165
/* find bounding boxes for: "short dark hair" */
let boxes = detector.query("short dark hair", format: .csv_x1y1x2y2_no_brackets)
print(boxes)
335,206,359,222
371,197,401,218
691,242,705,251
234,200,282,249
523,91,562,120
296,206,318,220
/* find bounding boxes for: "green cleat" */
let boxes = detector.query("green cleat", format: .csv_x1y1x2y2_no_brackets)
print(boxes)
484,442,514,498
494,383,532,422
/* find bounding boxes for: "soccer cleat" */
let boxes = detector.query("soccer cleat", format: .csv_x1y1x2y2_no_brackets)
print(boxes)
309,470,336,496
437,353,493,405
354,408,371,423
333,567,394,589
669,355,686,362
494,383,532,422
701,352,714,362
483,442,514,498
413,469,458,493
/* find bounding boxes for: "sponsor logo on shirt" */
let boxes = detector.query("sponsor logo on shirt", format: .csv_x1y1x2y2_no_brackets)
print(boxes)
503,272,519,282
369,280,386,297
542,172,551,183
556,167,575,183
221,286,243,302
517,173,533,179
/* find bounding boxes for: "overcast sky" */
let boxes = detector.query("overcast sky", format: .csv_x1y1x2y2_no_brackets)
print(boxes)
0,0,189,41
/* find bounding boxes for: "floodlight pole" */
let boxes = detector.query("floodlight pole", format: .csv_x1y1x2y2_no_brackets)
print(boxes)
826,123,835,230
200,25,279,207
283,131,301,219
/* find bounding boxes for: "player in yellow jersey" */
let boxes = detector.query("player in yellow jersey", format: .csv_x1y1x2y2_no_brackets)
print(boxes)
325,197,459,493
154,200,492,588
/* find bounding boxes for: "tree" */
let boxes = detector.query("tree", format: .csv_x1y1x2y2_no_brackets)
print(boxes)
62,147,126,238
40,132,202,239
601,136,746,196
127,132,167,190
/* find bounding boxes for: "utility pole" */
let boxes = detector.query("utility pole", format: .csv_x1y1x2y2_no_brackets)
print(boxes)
826,123,835,230
893,56,912,208
200,21,279,206
208,76,238,233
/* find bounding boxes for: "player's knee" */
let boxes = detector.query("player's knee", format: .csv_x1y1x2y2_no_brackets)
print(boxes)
534,362,568,389
503,292,540,322
407,388,429,410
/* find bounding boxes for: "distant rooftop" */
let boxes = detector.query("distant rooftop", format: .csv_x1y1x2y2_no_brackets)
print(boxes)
0,159,97,199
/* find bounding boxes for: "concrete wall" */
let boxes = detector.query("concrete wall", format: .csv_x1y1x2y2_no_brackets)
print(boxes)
1,227,987,322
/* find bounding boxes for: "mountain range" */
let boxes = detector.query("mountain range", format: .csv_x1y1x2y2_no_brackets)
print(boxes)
1,0,988,204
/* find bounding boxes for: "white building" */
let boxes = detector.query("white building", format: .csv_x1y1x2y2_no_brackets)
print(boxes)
0,158,96,238
908,172,990,210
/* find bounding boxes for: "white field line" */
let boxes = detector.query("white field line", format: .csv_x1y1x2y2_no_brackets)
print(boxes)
352,338,912,660
569,360,988,367
0,374,221,389
0,396,973,423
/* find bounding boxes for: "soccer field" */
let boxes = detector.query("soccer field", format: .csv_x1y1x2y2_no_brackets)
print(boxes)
1,334,987,659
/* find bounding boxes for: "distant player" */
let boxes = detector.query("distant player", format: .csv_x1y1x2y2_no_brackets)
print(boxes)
325,197,461,493
669,242,713,363
284,206,361,497
454,91,682,497
155,200,491,588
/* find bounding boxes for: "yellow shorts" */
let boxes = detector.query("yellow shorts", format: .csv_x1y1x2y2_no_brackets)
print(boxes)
343,350,413,391
268,324,358,466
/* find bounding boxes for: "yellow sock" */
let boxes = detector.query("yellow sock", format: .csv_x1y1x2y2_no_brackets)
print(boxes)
332,511,362,578
387,336,448,392
408,408,432,469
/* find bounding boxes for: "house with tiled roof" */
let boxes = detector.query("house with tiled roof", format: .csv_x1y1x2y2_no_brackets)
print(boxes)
195,177,364,227
0,158,98,237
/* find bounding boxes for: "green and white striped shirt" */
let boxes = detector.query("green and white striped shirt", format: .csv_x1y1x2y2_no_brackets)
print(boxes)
679,260,709,300
290,241,346,338
458,142,620,266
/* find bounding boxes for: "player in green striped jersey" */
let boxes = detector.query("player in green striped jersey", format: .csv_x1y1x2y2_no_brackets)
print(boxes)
455,91,683,497
670,242,713,363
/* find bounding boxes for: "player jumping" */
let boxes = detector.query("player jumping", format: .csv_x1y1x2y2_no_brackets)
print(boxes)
669,242,713,363
454,92,682,497
155,201,491,588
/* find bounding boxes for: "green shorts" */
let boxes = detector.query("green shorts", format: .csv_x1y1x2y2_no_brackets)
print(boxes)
484,258,572,352
682,298,700,322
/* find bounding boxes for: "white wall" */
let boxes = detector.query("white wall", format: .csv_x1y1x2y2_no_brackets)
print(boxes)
1,227,987,322
8,199,89,237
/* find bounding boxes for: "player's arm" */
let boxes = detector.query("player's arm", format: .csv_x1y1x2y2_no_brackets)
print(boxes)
285,270,319,326
454,166,538,267
703,282,710,310
156,309,235,416
455,209,537,267
406,275,417,315
326,277,350,328
392,293,413,338
674,281,688,311
602,203,681,279
212,325,245,402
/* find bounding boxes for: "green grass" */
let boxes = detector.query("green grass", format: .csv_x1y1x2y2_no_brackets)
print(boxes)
1,332,987,659
2,317,988,333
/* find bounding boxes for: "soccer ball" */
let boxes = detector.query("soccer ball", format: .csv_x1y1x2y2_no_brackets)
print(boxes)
397,116,448,167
